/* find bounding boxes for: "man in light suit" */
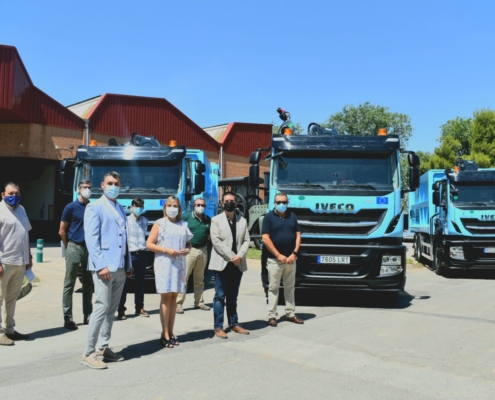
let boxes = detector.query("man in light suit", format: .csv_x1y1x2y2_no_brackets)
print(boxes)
81,171,132,370
209,191,250,339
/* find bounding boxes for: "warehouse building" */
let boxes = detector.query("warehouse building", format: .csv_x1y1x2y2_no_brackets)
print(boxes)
0,44,271,240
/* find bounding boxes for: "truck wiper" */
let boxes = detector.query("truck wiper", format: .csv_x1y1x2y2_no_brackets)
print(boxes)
125,188,163,193
468,202,489,206
278,183,326,189
337,184,377,190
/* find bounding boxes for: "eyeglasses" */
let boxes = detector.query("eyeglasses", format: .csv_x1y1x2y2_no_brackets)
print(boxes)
195,204,206,207
224,200,235,204
275,201,288,205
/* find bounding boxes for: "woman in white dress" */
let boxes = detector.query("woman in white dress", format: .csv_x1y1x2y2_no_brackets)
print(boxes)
146,196,193,348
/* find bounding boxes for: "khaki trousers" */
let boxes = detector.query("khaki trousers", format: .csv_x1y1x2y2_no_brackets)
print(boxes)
267,257,296,319
177,246,207,307
0,264,26,334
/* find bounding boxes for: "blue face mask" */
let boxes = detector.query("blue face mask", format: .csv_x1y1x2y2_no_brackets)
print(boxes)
133,207,145,216
105,185,120,199
275,203,287,213
4,195,21,207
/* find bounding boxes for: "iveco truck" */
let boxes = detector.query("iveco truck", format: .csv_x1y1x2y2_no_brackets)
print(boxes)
409,159,495,275
248,109,420,302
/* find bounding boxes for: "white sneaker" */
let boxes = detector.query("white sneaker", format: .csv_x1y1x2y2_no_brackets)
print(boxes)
81,353,107,369
97,347,124,362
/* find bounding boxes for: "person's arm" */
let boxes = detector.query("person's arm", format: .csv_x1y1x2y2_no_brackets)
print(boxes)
210,218,236,262
262,233,288,263
285,231,301,264
146,222,179,256
59,221,69,248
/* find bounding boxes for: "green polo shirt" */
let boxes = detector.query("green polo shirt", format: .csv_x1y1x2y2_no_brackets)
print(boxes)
182,212,211,248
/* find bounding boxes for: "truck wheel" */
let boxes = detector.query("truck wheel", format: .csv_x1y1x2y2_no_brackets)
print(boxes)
434,242,445,276
252,221,263,250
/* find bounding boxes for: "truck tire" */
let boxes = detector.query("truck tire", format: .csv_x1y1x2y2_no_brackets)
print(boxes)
414,235,422,262
434,242,446,276
252,221,263,250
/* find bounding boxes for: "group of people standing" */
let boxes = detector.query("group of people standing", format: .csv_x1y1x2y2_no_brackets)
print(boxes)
0,172,304,371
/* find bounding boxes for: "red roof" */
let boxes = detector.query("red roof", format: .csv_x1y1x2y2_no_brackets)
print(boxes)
219,122,272,157
85,94,219,152
0,45,84,129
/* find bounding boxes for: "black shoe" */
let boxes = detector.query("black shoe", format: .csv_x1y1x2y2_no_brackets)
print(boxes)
64,321,79,330
6,330,29,340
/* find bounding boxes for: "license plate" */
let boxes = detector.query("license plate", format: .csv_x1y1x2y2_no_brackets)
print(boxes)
484,248,495,253
317,256,350,264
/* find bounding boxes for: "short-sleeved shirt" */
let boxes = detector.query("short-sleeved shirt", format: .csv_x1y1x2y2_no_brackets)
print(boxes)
261,210,301,259
61,200,88,244
182,212,211,248
127,213,148,252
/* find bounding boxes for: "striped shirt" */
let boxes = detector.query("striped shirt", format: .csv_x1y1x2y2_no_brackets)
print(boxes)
127,213,148,252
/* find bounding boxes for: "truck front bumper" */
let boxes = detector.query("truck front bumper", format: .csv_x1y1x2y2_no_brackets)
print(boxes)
442,237,495,271
261,239,406,292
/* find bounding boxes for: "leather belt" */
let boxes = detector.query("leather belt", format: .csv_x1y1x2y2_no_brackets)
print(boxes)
69,240,86,248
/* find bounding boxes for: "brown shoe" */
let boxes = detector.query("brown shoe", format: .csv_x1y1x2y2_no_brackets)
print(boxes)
268,317,278,327
136,309,150,317
286,315,304,324
231,325,250,335
64,321,79,330
194,304,211,311
117,312,127,321
0,334,14,346
214,328,228,339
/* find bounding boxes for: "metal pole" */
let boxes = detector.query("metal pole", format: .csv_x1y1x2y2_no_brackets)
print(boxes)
36,239,44,263
83,119,90,146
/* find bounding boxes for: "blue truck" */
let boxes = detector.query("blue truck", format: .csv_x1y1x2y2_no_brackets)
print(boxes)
247,109,420,302
59,133,219,279
408,159,495,275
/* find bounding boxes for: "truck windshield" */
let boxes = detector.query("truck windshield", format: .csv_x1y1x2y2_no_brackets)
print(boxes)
79,161,181,195
451,183,495,207
273,151,398,192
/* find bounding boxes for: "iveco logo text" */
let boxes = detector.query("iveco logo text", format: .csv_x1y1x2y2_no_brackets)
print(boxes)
315,203,355,212
480,215,495,220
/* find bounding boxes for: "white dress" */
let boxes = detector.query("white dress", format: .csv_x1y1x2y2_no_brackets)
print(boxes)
154,218,193,293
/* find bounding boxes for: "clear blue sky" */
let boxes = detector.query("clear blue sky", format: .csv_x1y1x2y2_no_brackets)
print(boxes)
2,0,494,153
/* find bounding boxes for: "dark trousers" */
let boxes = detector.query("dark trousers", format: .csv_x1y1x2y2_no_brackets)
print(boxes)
118,252,147,314
213,262,243,329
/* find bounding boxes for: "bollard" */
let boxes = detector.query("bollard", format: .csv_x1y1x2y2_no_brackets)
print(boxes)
36,239,44,263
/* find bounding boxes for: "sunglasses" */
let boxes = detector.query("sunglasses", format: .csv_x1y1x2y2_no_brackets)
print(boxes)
224,200,236,204
275,201,288,205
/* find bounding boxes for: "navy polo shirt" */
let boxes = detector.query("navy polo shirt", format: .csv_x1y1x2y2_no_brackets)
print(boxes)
61,200,88,244
261,210,300,258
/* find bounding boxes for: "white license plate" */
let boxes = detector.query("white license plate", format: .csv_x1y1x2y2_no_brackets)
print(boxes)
484,248,495,253
318,256,350,264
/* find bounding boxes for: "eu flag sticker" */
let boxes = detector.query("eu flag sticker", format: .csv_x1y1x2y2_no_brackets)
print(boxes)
160,199,165,206
376,197,388,205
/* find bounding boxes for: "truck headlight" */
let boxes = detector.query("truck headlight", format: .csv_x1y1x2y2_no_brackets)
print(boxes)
449,246,465,260
380,255,403,275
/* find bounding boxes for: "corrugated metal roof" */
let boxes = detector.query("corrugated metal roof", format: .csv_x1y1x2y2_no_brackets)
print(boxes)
219,122,272,157
84,93,220,152
0,45,84,129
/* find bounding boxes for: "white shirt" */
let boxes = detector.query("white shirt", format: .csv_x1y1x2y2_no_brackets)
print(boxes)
0,200,32,266
127,214,148,252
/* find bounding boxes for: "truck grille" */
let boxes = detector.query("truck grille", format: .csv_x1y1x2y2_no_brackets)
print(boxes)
289,208,387,236
460,218,495,235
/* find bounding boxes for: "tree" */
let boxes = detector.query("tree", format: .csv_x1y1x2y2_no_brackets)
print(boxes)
470,109,495,166
439,117,472,156
324,102,413,147
429,136,462,169
416,151,432,175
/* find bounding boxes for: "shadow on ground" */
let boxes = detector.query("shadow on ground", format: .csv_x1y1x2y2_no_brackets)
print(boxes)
28,326,73,340
416,258,495,280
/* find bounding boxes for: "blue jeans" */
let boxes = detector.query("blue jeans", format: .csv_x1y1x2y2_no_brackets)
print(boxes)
213,262,243,329
118,253,147,313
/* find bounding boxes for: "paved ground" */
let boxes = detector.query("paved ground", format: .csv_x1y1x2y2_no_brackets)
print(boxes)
2,244,495,399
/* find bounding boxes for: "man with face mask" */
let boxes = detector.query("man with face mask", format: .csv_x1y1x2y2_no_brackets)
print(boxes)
117,197,149,320
209,192,251,339
81,171,132,369
0,182,32,346
176,197,211,314
262,192,303,327
59,180,94,330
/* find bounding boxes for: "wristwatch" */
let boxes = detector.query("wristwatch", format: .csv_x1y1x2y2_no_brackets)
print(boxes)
293,251,298,255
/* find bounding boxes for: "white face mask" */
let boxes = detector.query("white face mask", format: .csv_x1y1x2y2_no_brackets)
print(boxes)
195,205,205,215
81,188,92,199
166,207,179,218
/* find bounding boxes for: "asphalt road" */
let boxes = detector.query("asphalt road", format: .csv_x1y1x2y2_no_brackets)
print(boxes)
2,244,495,399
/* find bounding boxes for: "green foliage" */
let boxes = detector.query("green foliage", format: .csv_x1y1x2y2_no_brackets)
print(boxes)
439,117,472,156
429,136,462,169
416,151,432,175
324,102,413,147
470,109,495,166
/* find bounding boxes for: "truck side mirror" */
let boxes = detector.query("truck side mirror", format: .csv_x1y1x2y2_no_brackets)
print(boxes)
409,167,420,190
432,191,440,206
58,159,75,194
196,162,206,174
249,164,259,188
432,181,440,191
408,153,420,167
249,151,261,164
194,175,205,194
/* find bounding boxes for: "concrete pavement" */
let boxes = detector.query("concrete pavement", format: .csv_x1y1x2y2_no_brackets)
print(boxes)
2,244,495,399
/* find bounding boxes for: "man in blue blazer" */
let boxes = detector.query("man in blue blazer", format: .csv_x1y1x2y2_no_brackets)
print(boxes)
81,171,132,370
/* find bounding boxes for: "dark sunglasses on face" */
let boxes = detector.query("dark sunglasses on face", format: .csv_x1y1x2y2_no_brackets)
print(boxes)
224,200,235,204
275,201,288,205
